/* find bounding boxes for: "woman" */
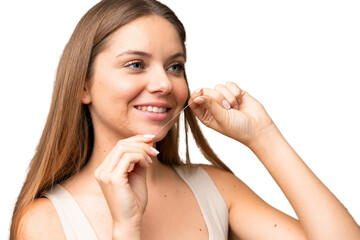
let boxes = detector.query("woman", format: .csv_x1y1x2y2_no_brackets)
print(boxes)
11,0,360,239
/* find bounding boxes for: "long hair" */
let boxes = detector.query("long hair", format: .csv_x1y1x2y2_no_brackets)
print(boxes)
10,0,231,238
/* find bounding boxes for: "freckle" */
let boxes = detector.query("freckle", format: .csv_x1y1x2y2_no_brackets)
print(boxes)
274,224,277,227
199,228,202,231
164,194,167,198
221,188,224,192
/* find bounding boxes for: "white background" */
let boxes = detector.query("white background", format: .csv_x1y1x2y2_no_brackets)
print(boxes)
1,0,359,238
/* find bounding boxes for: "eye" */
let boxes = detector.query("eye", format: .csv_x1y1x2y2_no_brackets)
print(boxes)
124,60,145,71
168,62,185,74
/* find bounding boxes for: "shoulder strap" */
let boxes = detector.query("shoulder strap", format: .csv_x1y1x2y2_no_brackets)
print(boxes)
173,165,229,240
44,185,98,240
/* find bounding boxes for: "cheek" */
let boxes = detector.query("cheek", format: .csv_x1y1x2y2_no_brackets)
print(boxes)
115,80,143,101
175,80,189,106
89,76,144,113
91,60,144,104
107,74,145,102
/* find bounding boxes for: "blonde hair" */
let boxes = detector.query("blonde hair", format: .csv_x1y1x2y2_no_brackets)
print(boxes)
10,0,231,238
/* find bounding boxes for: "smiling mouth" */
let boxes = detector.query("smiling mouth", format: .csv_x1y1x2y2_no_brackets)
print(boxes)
135,105,169,113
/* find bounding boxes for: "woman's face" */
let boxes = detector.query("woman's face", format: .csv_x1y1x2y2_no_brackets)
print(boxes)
83,15,188,142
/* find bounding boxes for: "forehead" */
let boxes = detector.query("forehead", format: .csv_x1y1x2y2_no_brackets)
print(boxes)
105,15,184,56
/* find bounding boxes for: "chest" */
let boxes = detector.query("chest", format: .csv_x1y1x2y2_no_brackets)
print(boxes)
77,181,209,240
141,181,209,239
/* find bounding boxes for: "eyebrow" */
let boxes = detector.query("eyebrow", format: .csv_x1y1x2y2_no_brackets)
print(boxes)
116,50,185,60
116,50,151,58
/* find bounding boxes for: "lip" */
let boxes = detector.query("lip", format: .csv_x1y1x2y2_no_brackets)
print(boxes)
134,102,172,108
133,102,173,121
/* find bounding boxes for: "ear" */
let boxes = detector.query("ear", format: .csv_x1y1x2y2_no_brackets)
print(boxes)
81,82,91,104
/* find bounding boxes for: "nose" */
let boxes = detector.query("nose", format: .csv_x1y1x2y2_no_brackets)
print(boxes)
146,65,173,95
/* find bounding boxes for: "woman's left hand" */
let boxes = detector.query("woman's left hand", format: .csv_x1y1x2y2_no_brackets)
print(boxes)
189,82,275,146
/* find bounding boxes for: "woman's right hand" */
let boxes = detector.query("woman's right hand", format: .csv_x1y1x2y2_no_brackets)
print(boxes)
94,135,158,238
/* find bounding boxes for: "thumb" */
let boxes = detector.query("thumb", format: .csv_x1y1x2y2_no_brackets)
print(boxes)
189,90,229,127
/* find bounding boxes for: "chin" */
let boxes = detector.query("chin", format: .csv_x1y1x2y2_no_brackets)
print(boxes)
154,133,167,143
151,127,172,143
122,127,167,142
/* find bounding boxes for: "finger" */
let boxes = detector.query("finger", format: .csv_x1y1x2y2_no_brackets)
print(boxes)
121,153,150,172
189,88,204,103
122,134,155,144
96,150,149,184
119,136,159,161
225,81,243,105
215,84,238,109
95,134,154,175
95,143,129,178
190,88,220,108
99,152,149,186
189,89,227,122
202,88,229,109
95,143,157,179
113,152,150,179
120,141,159,158
108,143,154,171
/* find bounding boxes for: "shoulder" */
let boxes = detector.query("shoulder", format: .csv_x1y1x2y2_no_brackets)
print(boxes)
198,164,235,187
200,164,305,239
19,197,65,240
199,164,261,209
199,164,244,190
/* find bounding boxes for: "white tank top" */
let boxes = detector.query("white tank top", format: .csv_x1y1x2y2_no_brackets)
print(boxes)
45,165,229,239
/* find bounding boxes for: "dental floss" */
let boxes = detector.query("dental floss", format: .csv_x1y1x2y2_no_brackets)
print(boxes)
154,100,195,137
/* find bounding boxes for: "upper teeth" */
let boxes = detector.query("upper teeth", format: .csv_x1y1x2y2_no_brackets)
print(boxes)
136,106,167,113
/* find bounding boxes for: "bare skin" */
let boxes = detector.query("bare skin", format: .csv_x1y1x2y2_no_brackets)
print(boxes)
19,15,360,240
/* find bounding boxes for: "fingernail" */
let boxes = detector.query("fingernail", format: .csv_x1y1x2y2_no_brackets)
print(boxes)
194,88,202,94
150,147,160,155
222,99,231,109
144,134,155,139
147,155,153,163
194,97,205,104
